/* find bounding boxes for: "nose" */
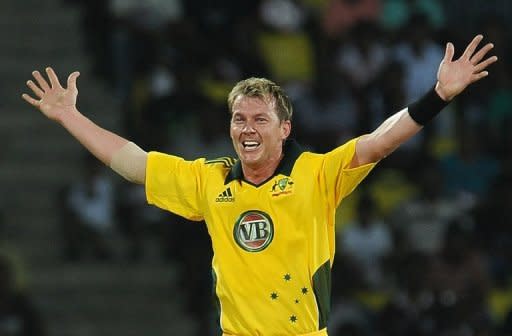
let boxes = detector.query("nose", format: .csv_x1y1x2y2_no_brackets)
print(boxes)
242,121,256,133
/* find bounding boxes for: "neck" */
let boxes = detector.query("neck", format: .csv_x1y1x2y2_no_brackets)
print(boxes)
242,153,283,185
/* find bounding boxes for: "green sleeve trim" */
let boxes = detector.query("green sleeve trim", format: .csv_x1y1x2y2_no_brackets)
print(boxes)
205,157,236,168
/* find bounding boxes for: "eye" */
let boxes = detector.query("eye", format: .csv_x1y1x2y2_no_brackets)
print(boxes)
256,117,267,123
232,115,244,123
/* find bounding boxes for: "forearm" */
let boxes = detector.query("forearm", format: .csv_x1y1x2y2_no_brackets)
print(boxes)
353,86,450,167
58,108,147,184
58,108,128,165
353,109,422,166
371,108,422,155
22,68,148,183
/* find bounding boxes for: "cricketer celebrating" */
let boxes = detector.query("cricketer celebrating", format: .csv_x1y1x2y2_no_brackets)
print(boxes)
22,35,496,335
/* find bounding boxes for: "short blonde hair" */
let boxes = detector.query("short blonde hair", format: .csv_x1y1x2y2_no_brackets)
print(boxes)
227,78,293,121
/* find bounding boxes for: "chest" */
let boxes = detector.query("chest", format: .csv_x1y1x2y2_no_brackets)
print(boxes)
208,175,318,218
204,175,324,252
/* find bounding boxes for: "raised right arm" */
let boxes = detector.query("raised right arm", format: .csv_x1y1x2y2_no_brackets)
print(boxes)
22,67,147,184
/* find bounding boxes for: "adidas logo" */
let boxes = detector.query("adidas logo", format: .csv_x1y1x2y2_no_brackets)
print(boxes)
216,187,234,202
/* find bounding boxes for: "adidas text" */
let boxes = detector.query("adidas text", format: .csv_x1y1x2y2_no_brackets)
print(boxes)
216,187,234,202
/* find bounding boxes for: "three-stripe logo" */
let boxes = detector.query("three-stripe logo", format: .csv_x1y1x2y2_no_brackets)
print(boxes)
216,187,234,202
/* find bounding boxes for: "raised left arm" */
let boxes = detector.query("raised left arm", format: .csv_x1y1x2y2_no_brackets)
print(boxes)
351,34,498,168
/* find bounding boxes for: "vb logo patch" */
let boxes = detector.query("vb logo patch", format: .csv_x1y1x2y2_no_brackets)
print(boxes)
234,211,274,252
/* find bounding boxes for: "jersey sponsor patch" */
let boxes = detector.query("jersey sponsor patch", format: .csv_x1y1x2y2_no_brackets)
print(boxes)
234,211,274,252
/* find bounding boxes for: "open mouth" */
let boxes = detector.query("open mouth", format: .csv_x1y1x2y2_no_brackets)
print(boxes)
242,141,261,151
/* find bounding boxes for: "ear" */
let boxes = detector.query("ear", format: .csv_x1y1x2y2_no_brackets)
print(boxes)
281,120,291,140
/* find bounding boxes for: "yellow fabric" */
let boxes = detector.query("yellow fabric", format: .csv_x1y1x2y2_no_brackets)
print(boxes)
223,327,327,336
145,138,376,335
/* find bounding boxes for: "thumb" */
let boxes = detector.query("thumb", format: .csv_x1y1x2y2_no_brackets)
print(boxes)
444,42,455,62
67,71,80,91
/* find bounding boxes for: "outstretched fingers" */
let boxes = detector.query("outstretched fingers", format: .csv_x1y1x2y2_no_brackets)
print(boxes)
32,70,50,92
474,55,499,73
46,67,63,89
471,43,494,65
471,71,489,84
21,93,40,107
26,80,44,98
461,34,483,60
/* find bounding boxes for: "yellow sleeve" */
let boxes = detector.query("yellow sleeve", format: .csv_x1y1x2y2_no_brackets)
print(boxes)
145,152,205,221
323,138,377,206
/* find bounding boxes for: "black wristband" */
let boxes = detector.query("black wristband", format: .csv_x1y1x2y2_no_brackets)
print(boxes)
408,86,449,126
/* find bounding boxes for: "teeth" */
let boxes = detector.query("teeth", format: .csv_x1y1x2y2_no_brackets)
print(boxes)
243,141,259,148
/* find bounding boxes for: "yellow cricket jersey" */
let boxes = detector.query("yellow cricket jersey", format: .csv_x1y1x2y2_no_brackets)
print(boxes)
145,138,376,336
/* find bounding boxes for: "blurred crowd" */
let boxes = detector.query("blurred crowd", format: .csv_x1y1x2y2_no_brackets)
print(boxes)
51,0,512,335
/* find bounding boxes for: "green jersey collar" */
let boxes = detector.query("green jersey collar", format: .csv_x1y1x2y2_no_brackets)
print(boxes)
225,139,304,185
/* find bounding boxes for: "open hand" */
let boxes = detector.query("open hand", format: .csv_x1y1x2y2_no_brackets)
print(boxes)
435,35,498,101
22,67,80,122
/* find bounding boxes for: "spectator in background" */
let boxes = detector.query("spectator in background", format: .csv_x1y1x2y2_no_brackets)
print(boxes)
428,216,492,334
479,16,510,72
329,254,373,336
321,0,381,39
115,182,166,261
439,129,500,206
379,0,445,33
340,191,392,289
109,0,185,99
487,64,512,159
377,60,407,125
378,251,436,336
293,76,358,152
393,13,443,104
389,14,444,154
0,255,45,336
256,0,316,98
60,155,115,261
335,21,390,92
183,0,257,38
115,180,214,335
334,21,391,134
390,160,465,255
473,173,512,290
62,0,113,80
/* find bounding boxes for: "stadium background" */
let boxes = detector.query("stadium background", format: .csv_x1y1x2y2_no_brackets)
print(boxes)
0,0,511,335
